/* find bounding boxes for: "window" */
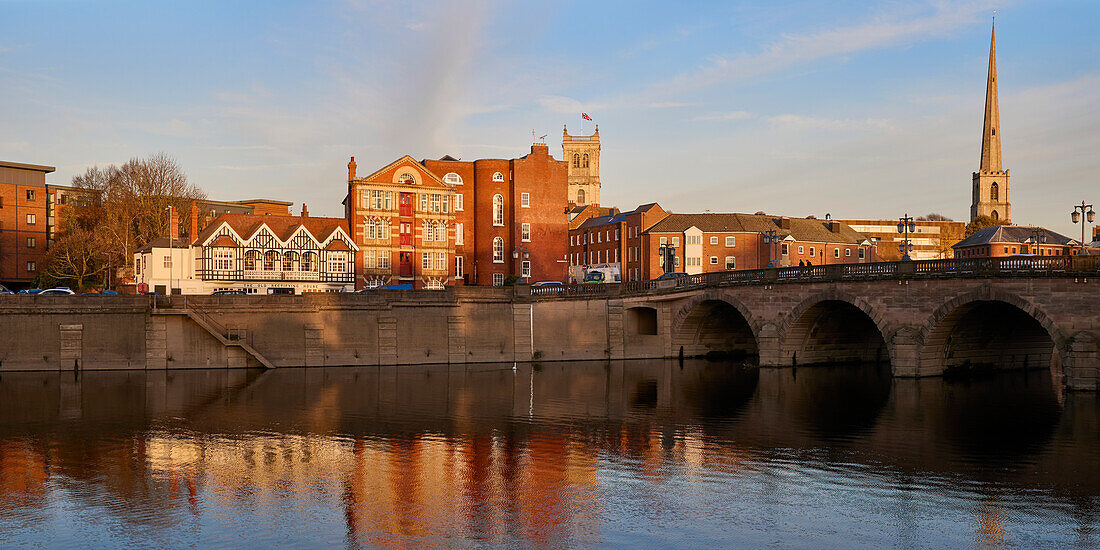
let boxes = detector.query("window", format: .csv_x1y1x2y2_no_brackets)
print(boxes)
493,237,504,262
422,252,432,270
455,222,464,245
455,194,464,211
435,221,446,242
423,220,434,242
577,189,586,205
1004,246,1009,254
671,237,679,247
163,255,173,269
809,247,815,257
798,246,804,254
330,252,348,273
283,251,298,271
436,252,447,271
615,229,620,240
521,223,531,242
570,235,574,246
26,190,35,201
686,235,701,245
710,236,718,245
597,232,601,243
377,251,389,269
521,261,531,278
521,193,530,207
660,237,667,245
430,194,441,213
833,248,840,258
444,173,463,185
26,237,35,249
26,213,35,225
26,261,35,272
572,153,580,168
264,250,278,271
782,243,789,255
214,250,233,270
442,195,449,213
726,236,736,247
493,273,504,286
364,249,375,269
371,189,385,209
420,194,428,212
399,172,416,184
136,258,142,275
455,256,464,278
582,154,589,168
991,182,999,201
845,248,851,257
674,256,680,267
492,171,504,182
245,250,259,270
725,256,736,270
493,194,504,226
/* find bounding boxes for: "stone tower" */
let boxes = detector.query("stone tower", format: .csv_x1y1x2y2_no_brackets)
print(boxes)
563,124,601,206
971,19,1010,223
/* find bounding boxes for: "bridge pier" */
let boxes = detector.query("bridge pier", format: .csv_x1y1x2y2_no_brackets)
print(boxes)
1064,333,1099,391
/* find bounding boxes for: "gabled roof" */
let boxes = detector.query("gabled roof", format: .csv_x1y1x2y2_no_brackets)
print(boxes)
137,236,190,253
952,225,1075,249
191,213,353,247
355,155,452,190
645,213,868,244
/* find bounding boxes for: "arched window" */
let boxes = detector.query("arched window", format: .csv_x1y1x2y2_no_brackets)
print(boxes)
493,194,504,225
572,153,580,168
493,237,504,262
264,250,279,271
399,172,416,184
577,189,586,205
283,251,299,271
244,250,260,270
990,182,999,201
492,171,504,182
582,153,589,168
435,221,446,242
366,218,377,240
424,220,435,242
443,172,463,185
302,252,317,272
991,210,999,221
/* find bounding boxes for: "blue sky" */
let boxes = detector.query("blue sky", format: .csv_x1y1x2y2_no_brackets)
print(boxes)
2,0,1098,236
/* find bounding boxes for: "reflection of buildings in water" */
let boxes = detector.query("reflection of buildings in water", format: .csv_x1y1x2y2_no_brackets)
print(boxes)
0,441,49,503
976,497,1007,547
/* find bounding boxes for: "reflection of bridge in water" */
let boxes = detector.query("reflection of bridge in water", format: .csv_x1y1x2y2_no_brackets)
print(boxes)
554,256,1100,390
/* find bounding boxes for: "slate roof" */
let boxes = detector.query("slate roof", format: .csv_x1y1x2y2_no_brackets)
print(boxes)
645,213,869,244
951,225,1075,249
137,236,191,253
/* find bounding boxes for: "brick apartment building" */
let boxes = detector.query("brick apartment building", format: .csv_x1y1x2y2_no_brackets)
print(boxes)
838,218,965,261
568,206,876,281
347,142,568,288
952,225,1076,258
0,161,54,289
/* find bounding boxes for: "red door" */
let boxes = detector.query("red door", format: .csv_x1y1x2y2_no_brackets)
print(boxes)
399,193,414,217
399,252,413,276
400,222,412,246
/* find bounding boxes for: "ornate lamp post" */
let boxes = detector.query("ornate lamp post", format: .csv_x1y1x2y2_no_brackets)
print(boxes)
897,213,916,261
762,230,780,268
657,244,676,275
165,205,174,294
1025,229,1047,255
1071,201,1095,255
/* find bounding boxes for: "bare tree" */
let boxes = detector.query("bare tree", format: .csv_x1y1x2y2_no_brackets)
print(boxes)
37,226,106,291
965,214,1009,236
918,213,952,221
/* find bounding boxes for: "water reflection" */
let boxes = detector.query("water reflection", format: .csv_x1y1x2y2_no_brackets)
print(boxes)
0,361,1096,548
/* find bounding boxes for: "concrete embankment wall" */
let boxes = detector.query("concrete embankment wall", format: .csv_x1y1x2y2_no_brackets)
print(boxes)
0,289,623,372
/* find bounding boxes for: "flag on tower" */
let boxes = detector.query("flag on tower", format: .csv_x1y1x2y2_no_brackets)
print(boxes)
581,113,592,121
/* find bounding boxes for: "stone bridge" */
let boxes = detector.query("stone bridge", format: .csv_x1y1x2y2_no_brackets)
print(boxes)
587,256,1100,390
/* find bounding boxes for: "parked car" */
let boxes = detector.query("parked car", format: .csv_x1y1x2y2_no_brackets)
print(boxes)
212,289,248,295
38,288,76,296
0,284,12,295
655,272,688,280
531,281,565,288
17,289,43,295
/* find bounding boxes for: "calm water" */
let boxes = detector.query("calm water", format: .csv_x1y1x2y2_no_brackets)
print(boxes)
0,360,1097,549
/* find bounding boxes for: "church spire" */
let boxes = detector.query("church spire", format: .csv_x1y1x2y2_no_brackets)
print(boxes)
979,18,1001,172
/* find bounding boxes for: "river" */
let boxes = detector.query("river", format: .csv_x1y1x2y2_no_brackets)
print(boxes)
0,360,1095,548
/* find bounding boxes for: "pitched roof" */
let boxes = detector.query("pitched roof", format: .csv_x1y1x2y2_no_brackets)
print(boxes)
138,236,190,253
191,213,351,246
952,225,1075,249
645,213,869,244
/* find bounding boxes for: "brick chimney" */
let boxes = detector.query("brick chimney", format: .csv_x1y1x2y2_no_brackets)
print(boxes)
169,209,179,240
301,204,309,218
779,216,791,230
189,200,198,242
530,143,549,156
348,157,357,180
828,220,842,233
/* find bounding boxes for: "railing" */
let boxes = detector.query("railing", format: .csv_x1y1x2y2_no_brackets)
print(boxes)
528,256,1100,300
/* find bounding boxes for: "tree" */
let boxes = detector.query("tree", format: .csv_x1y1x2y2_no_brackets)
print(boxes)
918,213,952,221
36,225,107,291
965,215,1009,236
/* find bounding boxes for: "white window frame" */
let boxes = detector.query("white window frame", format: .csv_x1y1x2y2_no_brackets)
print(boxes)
726,236,736,247
798,246,804,254
834,247,840,258
455,222,464,245
444,172,463,185
521,193,530,208
521,261,531,278
521,223,531,242
710,256,718,265
493,273,504,286
845,248,851,257
492,194,504,226
492,172,504,182
455,256,464,278
455,194,463,211
725,256,736,270
492,237,504,263
710,236,718,245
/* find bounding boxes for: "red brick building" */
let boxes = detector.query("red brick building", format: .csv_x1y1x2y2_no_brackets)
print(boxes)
345,143,569,288
568,203,666,282
0,161,54,289
952,225,1076,258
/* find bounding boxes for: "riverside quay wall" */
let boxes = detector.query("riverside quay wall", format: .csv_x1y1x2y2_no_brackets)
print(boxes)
1,259,1099,389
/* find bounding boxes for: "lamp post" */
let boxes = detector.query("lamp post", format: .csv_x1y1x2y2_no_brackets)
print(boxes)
512,246,529,283
1071,201,1095,255
897,213,916,261
101,252,111,291
762,230,779,268
1025,229,1047,255
165,205,174,294
657,244,676,275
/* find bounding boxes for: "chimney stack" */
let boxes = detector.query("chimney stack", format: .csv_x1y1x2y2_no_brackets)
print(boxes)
169,209,179,240
189,200,198,242
301,204,309,218
779,217,791,230
348,157,357,180
828,220,842,233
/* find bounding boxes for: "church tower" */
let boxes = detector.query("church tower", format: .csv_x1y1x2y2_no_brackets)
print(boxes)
563,125,601,206
971,19,1010,223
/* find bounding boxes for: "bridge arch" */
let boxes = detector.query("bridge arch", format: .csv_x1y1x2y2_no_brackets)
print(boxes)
780,290,892,367
671,291,759,358
918,288,1067,376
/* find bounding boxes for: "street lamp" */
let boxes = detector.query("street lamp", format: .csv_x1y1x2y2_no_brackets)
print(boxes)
897,213,916,261
762,230,780,268
1071,201,1095,255
101,251,111,290
1025,229,1047,255
657,244,676,275
165,205,174,294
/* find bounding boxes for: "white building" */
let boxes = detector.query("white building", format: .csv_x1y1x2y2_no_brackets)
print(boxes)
134,213,358,295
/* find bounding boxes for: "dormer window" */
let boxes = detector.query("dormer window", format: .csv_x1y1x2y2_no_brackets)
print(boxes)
492,172,504,182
